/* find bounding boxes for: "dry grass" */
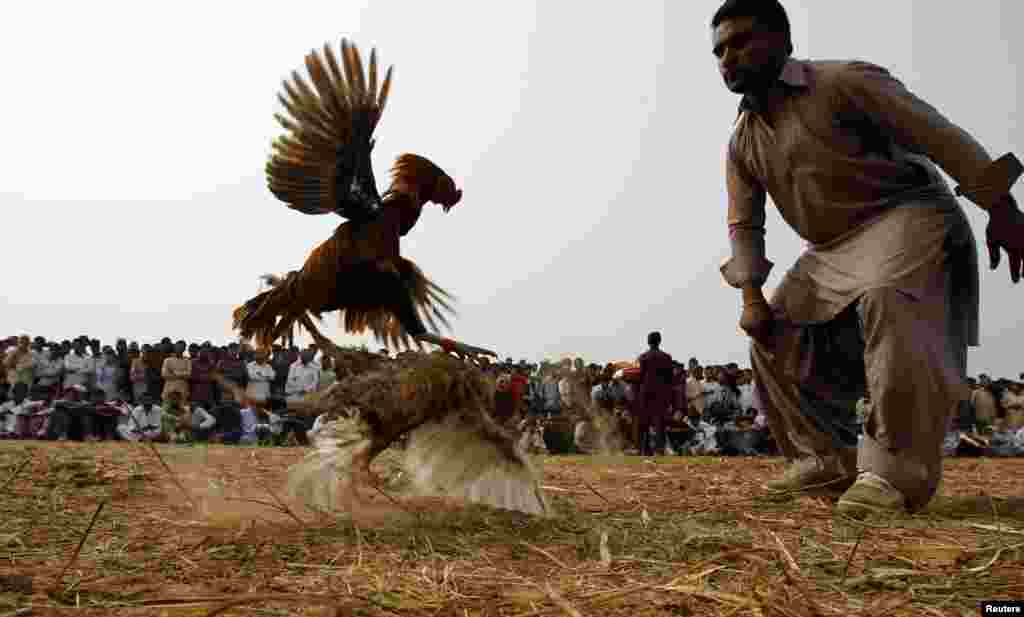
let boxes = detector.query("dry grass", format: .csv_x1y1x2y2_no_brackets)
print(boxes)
2,442,1023,616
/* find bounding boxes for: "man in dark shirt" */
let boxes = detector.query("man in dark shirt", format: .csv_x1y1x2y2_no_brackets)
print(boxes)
636,332,674,456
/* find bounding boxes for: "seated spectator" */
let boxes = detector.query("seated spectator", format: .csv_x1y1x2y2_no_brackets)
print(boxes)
18,386,53,438
209,401,244,444
665,409,693,455
119,393,163,442
717,411,762,456
181,402,217,443
0,383,29,437
160,391,189,443
238,402,262,445
47,385,94,441
682,407,719,455
89,389,124,441
990,425,1024,457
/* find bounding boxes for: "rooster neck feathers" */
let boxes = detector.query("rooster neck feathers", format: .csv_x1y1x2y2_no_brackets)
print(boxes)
384,153,445,206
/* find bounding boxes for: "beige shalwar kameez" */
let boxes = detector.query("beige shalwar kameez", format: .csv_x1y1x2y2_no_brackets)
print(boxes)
721,58,997,509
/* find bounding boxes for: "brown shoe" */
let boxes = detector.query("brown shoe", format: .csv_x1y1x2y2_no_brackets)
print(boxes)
763,456,856,495
836,472,906,518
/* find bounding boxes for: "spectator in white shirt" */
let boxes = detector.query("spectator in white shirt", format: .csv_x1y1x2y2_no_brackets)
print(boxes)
62,341,94,390
119,393,163,442
285,350,320,402
245,350,276,404
686,365,707,416
35,347,63,395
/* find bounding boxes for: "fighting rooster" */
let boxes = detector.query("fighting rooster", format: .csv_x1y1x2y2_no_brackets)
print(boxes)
217,314,549,516
233,39,495,361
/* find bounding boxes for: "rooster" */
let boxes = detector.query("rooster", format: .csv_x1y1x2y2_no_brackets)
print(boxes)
233,38,495,361
215,314,549,516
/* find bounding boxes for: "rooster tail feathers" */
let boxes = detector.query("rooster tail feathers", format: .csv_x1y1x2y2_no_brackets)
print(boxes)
404,414,549,516
233,274,300,350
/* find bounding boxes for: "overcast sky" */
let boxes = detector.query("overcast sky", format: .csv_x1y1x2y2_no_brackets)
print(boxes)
1,2,1020,375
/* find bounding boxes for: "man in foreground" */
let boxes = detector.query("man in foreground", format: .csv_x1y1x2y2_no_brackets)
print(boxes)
711,0,1023,516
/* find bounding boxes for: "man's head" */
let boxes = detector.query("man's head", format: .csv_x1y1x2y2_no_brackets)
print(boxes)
647,331,662,348
139,392,154,408
300,349,315,365
711,0,792,95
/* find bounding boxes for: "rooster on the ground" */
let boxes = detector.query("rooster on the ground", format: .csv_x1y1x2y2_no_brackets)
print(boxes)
215,314,549,516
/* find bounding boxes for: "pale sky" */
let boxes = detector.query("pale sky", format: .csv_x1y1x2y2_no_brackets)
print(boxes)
1,2,1020,375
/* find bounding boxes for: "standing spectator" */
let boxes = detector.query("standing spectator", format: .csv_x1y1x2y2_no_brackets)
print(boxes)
319,355,337,390
129,346,148,402
62,340,94,390
94,347,122,402
216,345,248,403
35,346,64,399
4,336,36,388
245,350,276,404
270,345,291,399
636,331,674,456
161,341,192,403
189,347,217,409
285,349,320,402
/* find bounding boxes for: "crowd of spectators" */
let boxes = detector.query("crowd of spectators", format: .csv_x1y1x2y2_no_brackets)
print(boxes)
0,335,328,445
2,333,1023,458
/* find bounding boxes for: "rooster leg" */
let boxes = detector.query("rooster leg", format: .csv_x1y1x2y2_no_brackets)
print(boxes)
390,280,497,364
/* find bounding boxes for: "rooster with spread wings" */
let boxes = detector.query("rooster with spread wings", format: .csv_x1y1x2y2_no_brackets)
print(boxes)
233,39,495,361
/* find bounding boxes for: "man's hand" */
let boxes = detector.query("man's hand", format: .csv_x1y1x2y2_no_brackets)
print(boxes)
739,285,775,345
985,194,1024,283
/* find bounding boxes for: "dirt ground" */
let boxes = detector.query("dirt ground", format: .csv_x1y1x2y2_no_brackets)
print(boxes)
1,441,1022,616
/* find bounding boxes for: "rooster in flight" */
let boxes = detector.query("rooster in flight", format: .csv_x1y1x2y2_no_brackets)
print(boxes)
233,39,495,361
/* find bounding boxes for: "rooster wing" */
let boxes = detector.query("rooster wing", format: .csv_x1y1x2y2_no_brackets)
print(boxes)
267,39,393,222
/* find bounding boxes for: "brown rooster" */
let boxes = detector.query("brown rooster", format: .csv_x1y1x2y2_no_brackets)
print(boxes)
214,313,549,516
233,39,495,361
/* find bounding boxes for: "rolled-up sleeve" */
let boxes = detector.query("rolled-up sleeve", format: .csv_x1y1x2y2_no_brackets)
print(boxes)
720,142,773,288
836,61,996,208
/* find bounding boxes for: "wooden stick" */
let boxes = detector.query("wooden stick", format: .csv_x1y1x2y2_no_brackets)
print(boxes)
54,500,106,586
1,453,33,493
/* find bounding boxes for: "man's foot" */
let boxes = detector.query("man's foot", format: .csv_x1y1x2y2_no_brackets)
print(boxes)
763,456,856,495
836,472,907,518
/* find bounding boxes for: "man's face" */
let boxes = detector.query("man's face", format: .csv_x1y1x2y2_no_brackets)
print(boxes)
712,16,787,95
